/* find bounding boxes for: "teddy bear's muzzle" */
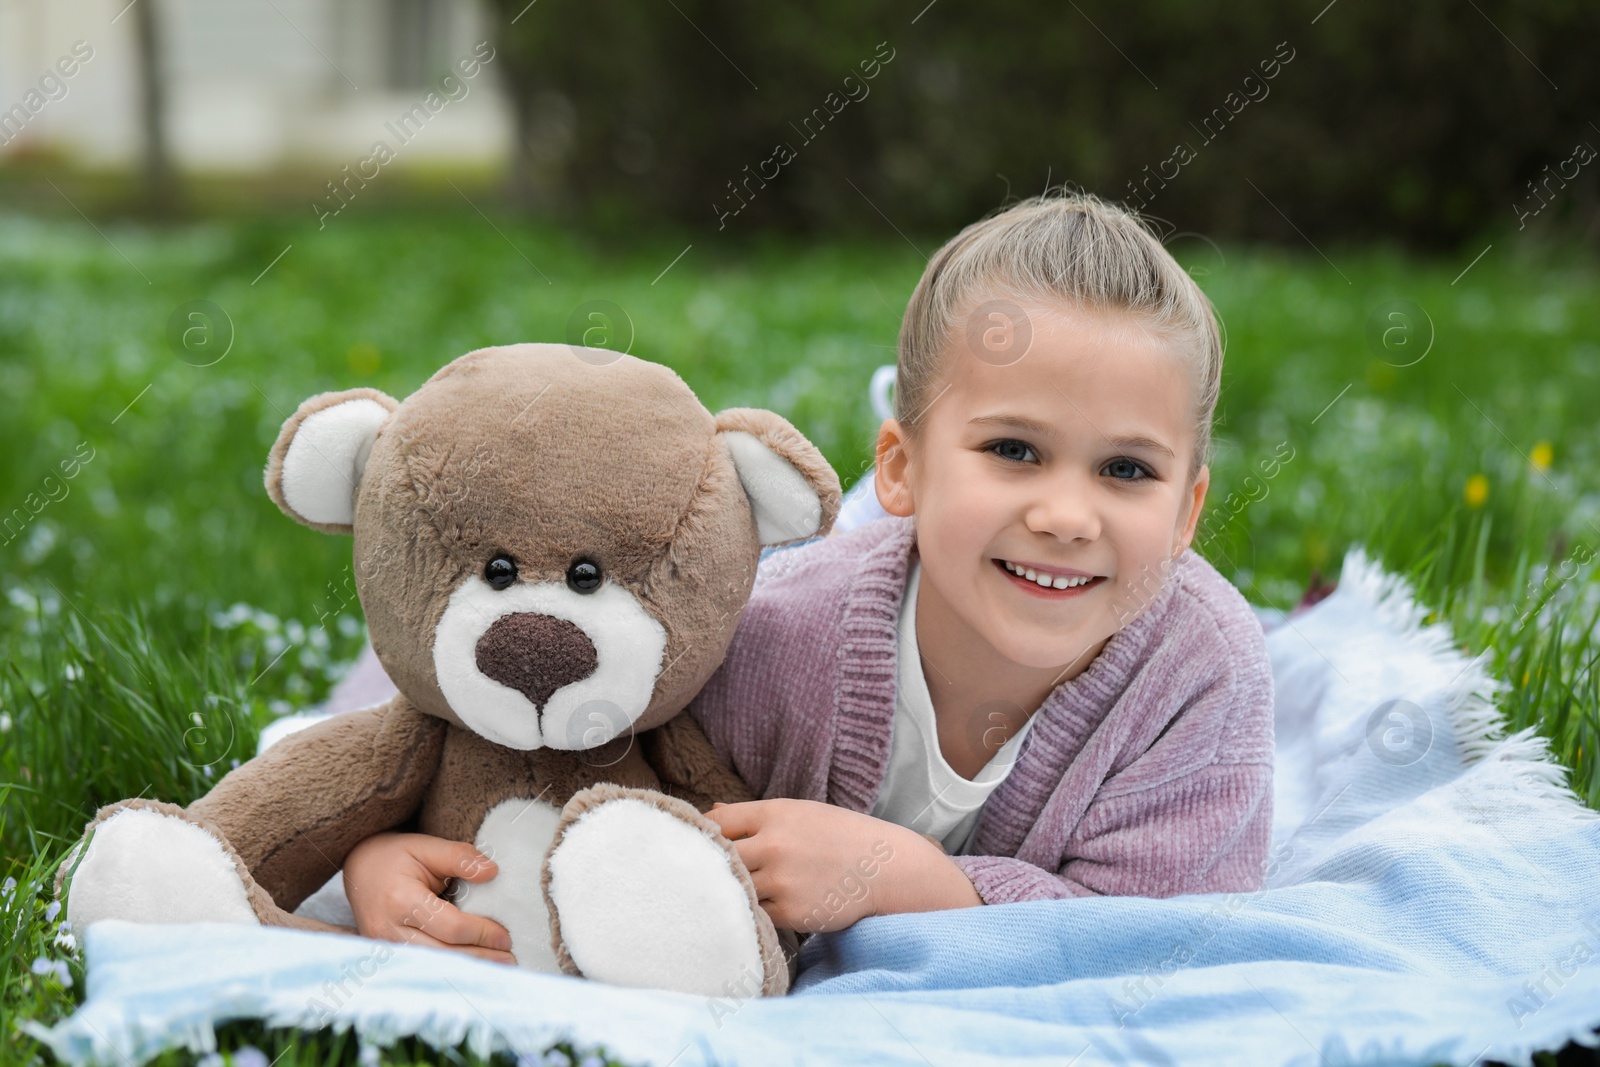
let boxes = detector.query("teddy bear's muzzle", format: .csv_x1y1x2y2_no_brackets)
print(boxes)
474,612,600,710
432,575,670,752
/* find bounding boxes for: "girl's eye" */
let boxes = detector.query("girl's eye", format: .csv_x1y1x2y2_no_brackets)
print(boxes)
1103,457,1151,481
988,439,1037,463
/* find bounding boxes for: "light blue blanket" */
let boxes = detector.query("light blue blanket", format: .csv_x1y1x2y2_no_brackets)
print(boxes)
28,548,1600,1066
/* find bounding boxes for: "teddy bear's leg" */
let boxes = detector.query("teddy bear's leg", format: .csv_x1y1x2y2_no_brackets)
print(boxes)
58,799,353,939
543,785,790,998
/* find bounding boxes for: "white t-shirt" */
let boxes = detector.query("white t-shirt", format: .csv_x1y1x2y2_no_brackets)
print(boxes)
869,561,1036,855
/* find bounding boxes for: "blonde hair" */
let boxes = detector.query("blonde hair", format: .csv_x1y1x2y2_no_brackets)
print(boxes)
895,190,1223,482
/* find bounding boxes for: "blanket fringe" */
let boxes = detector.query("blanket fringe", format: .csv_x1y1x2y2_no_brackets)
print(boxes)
1337,545,1598,821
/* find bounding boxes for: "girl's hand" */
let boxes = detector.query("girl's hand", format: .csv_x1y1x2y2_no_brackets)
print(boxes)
704,799,982,933
342,831,516,964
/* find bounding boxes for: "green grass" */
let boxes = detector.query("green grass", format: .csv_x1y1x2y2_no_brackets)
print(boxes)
2,207,1598,1065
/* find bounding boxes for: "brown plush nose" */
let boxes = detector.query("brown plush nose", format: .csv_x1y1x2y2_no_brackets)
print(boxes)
475,613,598,709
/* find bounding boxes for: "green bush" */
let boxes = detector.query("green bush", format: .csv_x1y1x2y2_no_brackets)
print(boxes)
487,0,1600,247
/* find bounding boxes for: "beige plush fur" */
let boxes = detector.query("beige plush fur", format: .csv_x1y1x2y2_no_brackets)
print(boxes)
57,343,839,998
264,387,400,536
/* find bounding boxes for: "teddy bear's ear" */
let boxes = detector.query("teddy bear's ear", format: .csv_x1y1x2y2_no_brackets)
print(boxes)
714,408,842,546
264,388,399,533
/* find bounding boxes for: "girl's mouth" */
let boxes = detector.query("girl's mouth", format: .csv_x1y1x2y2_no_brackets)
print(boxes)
993,559,1106,598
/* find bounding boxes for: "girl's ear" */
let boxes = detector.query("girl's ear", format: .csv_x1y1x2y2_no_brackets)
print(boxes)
874,418,916,518
264,388,399,534
1174,463,1210,555
714,408,842,546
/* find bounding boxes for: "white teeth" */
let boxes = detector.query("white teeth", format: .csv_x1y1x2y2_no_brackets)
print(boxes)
1001,560,1095,589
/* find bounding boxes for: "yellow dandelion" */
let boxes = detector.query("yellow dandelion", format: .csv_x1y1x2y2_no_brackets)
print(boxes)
1522,669,1529,686
1530,441,1553,472
1464,474,1489,508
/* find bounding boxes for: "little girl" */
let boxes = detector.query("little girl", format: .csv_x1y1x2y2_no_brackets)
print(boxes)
341,190,1274,957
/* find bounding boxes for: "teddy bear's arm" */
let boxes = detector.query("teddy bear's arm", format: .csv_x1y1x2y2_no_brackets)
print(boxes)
187,697,448,912
639,712,757,812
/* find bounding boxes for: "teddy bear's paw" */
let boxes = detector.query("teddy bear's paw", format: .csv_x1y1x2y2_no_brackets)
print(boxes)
547,795,768,998
65,806,260,936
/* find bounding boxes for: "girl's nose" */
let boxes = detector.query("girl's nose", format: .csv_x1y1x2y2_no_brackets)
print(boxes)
1023,478,1101,543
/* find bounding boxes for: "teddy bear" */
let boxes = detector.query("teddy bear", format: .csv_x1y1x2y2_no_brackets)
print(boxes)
55,342,840,998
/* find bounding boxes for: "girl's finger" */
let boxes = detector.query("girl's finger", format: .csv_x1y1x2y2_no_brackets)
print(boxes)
390,922,517,966
757,898,790,932
748,865,783,904
703,800,763,840
410,899,513,954
728,831,774,873
723,833,764,875
404,834,499,886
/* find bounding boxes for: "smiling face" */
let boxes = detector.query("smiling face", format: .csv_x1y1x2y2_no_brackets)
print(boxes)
876,298,1210,676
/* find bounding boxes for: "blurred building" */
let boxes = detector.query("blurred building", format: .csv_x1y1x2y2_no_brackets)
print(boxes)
0,0,512,171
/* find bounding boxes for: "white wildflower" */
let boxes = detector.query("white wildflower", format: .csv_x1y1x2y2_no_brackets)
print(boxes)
231,1045,269,1067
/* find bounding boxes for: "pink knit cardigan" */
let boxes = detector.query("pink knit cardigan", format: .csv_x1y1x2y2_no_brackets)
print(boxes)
688,515,1276,905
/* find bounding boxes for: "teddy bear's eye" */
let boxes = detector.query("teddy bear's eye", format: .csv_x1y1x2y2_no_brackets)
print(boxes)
566,559,602,594
484,554,518,590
